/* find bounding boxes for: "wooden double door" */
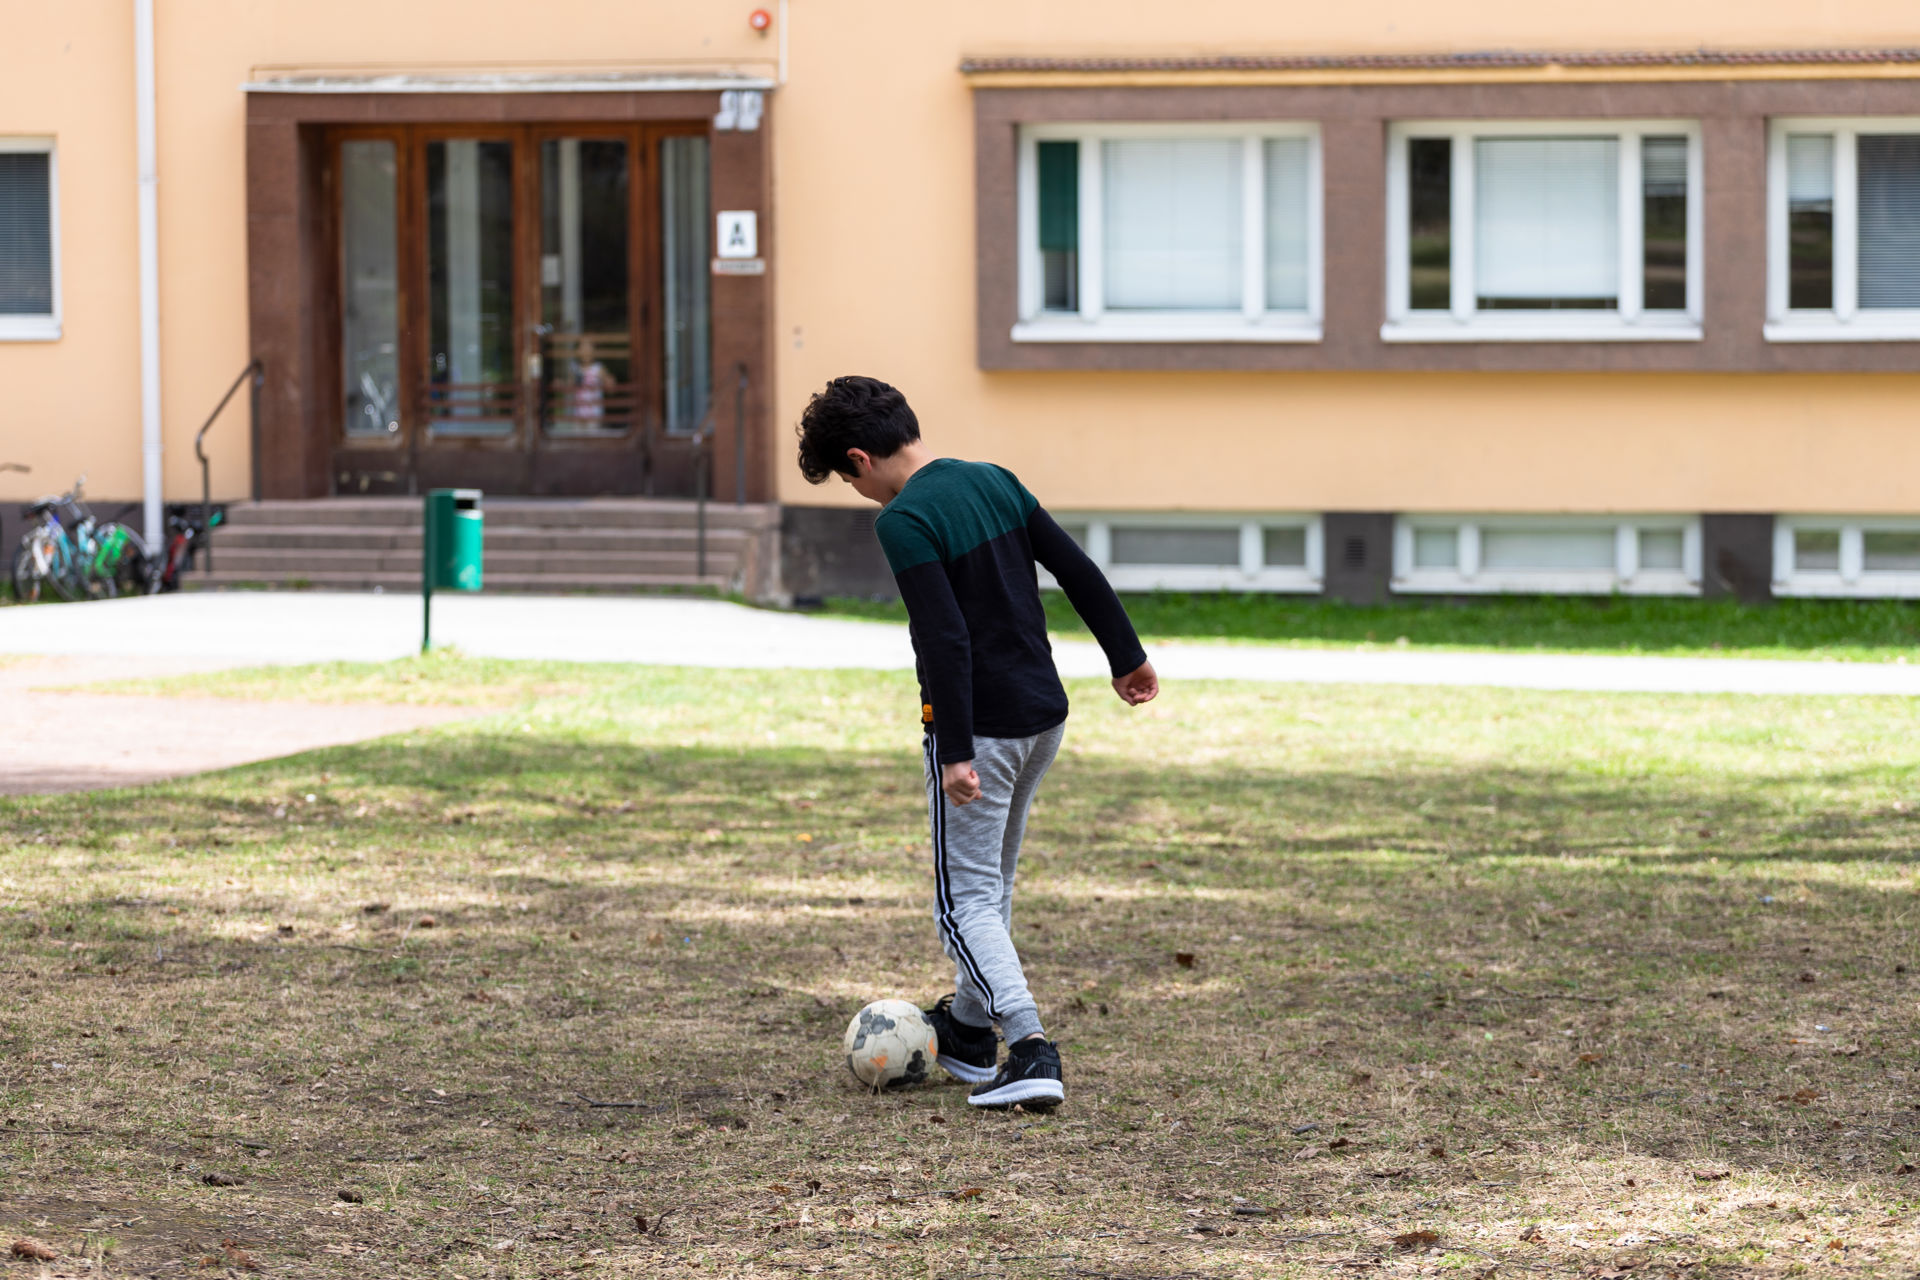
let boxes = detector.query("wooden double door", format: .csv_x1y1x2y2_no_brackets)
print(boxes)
326,122,713,496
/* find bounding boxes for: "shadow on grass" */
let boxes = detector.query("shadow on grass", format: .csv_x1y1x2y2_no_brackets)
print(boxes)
32,728,1912,868
14,730,1912,1051
5,718,1916,1277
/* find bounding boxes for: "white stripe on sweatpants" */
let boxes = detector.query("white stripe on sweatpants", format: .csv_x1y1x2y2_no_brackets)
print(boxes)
926,729,997,1014
923,722,1063,1045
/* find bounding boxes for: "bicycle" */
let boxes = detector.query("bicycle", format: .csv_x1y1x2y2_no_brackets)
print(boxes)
153,504,223,593
10,476,154,603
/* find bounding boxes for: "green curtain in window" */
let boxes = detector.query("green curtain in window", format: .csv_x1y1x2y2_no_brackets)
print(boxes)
1037,141,1078,253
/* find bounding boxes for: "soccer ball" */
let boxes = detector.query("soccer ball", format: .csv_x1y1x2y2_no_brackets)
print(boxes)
843,999,937,1090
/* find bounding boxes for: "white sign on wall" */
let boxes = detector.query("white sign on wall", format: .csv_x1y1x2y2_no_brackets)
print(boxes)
716,210,758,259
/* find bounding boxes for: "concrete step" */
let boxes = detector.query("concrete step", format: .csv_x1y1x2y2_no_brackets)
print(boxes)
207,547,736,576
199,498,774,596
223,498,777,532
185,571,733,593
215,524,751,554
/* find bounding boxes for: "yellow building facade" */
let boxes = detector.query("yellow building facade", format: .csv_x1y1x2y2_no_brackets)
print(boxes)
5,1,1920,601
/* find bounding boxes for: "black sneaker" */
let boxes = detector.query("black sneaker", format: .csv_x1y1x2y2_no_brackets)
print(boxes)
924,994,998,1084
967,1037,1065,1110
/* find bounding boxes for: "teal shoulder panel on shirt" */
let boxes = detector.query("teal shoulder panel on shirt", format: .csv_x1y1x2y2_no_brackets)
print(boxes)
989,463,1040,519
875,459,1034,572
874,505,942,574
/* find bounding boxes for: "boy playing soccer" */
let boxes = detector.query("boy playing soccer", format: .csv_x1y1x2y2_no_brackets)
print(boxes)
796,376,1157,1110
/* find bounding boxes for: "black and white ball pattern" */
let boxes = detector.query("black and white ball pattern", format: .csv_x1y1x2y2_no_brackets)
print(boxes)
843,999,937,1090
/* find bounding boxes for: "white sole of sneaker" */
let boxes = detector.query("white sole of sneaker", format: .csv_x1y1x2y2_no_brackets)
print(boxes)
939,1056,998,1085
966,1077,1066,1109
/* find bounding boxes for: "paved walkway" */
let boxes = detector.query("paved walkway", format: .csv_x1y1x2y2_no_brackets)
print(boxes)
5,591,1920,697
0,655,475,795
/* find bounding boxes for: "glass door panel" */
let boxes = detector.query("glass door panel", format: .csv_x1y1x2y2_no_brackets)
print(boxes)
660,135,711,437
340,140,400,439
539,138,632,434
425,138,517,435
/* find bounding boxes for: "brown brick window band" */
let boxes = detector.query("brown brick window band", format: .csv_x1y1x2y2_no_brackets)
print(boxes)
962,49,1920,74
973,78,1920,373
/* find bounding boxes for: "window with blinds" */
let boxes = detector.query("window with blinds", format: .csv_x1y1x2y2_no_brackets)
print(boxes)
1264,137,1312,312
1857,134,1920,309
1768,120,1920,337
1016,123,1322,342
1474,137,1619,310
1102,138,1242,311
1388,122,1700,339
0,145,56,330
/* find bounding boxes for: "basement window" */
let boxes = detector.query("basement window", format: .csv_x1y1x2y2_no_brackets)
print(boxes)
1039,515,1323,593
1773,518,1920,596
1392,516,1701,595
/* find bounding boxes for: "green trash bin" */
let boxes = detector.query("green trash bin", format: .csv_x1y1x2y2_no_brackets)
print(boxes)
422,489,482,651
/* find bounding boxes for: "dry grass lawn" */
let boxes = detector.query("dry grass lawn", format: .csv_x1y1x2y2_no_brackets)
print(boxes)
1,657,1915,1279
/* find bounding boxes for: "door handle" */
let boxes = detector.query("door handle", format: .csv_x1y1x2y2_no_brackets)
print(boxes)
527,323,552,381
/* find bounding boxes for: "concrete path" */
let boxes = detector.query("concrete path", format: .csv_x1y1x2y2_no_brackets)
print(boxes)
4,591,1920,697
0,655,475,796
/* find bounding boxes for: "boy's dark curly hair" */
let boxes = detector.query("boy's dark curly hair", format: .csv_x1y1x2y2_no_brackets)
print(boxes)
795,376,921,484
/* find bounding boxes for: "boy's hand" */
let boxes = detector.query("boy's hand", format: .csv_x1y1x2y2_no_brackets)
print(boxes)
1113,659,1159,706
941,761,982,807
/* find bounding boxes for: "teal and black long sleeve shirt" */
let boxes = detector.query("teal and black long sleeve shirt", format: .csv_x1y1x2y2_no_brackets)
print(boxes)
872,458,1146,766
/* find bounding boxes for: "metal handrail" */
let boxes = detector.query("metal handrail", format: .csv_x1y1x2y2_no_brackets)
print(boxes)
689,404,718,580
734,362,749,508
193,359,264,573
689,364,753,579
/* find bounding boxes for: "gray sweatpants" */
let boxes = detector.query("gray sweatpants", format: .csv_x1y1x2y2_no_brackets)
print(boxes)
922,722,1065,1045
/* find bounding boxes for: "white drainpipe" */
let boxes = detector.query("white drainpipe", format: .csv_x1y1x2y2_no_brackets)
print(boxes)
135,0,163,548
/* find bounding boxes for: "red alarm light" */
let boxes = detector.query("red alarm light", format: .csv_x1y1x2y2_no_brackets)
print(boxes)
749,8,772,32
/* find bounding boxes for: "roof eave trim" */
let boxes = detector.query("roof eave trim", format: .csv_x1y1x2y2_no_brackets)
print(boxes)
958,48,1920,76
243,73,776,95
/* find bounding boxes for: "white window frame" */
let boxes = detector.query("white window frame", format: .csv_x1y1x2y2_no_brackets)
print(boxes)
0,137,60,342
1765,117,1920,342
1382,120,1703,343
1773,516,1920,597
1039,513,1324,593
1013,122,1323,344
1392,515,1702,596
